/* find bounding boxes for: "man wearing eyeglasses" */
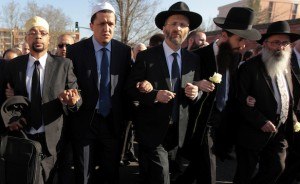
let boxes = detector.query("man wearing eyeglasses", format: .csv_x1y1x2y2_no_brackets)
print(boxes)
126,2,201,184
235,21,300,183
56,33,74,58
4,16,81,183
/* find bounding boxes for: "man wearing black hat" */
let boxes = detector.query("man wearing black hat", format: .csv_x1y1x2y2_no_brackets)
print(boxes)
126,2,201,184
235,20,299,183
175,7,261,184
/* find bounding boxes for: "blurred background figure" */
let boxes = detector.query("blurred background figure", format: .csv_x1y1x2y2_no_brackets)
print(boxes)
187,29,208,51
22,42,30,55
253,45,263,56
132,43,147,62
3,48,22,61
56,33,75,57
238,49,254,67
148,33,165,48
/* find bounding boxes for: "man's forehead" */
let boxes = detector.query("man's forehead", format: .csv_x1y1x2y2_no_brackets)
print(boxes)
29,26,48,32
267,34,290,41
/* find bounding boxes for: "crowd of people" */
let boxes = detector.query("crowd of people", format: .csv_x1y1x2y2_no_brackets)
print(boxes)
0,1,300,184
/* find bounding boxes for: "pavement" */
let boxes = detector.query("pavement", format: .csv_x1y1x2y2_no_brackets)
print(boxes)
119,158,236,184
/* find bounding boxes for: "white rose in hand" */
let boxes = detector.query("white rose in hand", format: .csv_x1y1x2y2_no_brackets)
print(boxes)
294,122,300,132
209,72,222,84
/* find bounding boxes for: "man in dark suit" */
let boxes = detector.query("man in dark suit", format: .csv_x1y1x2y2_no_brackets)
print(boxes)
176,7,261,184
126,2,201,184
0,59,7,134
4,16,81,183
66,2,132,184
235,21,299,184
276,39,300,183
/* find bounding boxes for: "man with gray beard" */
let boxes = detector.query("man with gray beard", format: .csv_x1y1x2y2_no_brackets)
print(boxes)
235,21,300,184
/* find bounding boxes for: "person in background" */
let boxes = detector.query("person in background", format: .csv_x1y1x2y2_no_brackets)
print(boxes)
22,42,30,55
56,34,75,58
187,29,208,51
3,48,22,61
132,43,147,62
148,33,165,48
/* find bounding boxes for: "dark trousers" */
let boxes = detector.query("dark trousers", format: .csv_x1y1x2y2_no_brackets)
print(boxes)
175,127,216,184
72,113,120,184
234,132,287,184
138,123,178,184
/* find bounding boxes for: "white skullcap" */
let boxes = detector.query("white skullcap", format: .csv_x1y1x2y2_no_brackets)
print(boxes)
91,2,115,17
25,16,49,33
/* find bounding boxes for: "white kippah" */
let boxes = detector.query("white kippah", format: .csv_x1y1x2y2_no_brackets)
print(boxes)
91,2,115,17
25,16,49,33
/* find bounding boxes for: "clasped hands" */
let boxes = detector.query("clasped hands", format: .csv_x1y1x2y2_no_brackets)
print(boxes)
136,80,199,103
58,89,80,106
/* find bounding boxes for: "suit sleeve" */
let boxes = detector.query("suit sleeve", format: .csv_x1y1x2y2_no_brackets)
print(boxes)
237,64,268,130
126,52,158,106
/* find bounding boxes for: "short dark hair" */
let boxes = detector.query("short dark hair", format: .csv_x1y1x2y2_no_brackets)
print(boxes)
90,10,116,24
149,33,165,47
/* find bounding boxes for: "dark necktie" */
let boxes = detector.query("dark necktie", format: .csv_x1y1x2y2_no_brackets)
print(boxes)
171,53,180,122
98,48,111,117
30,60,42,129
216,69,227,111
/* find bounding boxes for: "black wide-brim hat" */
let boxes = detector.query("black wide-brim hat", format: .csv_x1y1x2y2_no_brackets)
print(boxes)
155,1,202,30
1,96,30,127
257,21,300,44
213,7,261,41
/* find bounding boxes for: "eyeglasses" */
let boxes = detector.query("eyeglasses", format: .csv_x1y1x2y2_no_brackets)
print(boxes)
27,30,49,37
265,40,291,47
165,22,189,28
57,43,71,48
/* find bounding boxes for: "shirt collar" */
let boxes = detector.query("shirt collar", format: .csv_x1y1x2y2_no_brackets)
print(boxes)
163,41,181,59
213,39,219,56
28,52,48,69
92,36,112,52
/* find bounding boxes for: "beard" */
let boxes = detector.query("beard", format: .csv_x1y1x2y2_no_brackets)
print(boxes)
31,43,45,53
165,29,187,47
262,46,291,79
216,41,240,73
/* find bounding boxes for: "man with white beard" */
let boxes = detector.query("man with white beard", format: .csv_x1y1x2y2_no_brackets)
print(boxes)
235,21,300,184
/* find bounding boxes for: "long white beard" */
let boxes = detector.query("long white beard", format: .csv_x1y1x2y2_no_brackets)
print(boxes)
262,46,291,79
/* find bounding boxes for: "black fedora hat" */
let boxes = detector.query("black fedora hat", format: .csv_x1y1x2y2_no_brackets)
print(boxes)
1,96,30,127
213,7,261,41
155,1,202,30
257,21,300,44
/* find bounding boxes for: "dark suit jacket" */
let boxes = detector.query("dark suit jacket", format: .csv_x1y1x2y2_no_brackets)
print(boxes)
0,60,7,133
67,37,132,139
188,44,239,143
291,51,300,113
5,54,81,176
237,54,296,150
126,45,200,148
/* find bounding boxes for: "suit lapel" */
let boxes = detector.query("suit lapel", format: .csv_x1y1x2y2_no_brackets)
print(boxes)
291,51,300,84
285,69,294,99
86,38,99,90
19,56,29,96
110,40,119,96
157,45,172,90
180,49,193,88
43,55,55,99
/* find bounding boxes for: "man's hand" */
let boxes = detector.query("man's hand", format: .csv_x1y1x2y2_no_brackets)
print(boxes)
5,83,14,98
185,83,199,100
156,90,176,103
261,121,277,132
194,80,215,92
8,117,27,131
136,80,153,93
58,89,81,106
246,96,256,107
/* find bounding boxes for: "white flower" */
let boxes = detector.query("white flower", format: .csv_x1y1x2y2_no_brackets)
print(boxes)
209,72,222,84
294,122,300,132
